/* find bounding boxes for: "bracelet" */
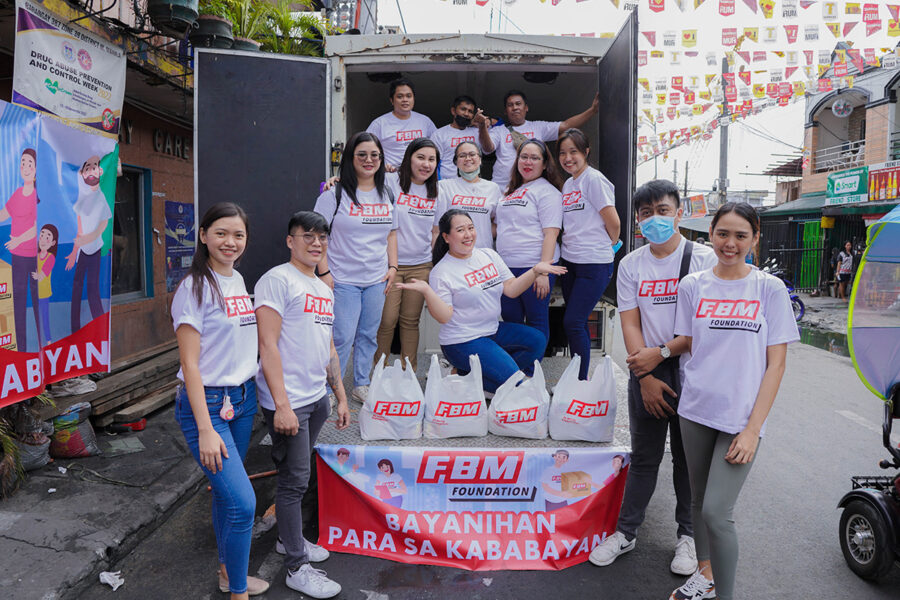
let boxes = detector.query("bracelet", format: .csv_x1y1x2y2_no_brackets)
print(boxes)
388,265,399,271
318,270,330,277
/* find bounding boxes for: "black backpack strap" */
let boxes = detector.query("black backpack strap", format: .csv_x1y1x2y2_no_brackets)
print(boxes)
678,240,694,282
330,184,342,228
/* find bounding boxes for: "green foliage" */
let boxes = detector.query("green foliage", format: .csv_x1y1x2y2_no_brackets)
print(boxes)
0,395,53,497
259,0,335,57
198,0,231,19
225,0,271,40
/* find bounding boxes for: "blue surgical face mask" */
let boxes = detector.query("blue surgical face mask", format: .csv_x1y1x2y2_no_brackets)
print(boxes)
640,215,677,244
459,167,480,182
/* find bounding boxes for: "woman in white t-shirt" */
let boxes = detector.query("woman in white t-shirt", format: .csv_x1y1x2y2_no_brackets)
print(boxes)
374,458,408,508
170,203,267,599
495,140,564,350
557,128,621,380
666,202,799,600
376,138,440,372
431,141,502,250
836,240,855,301
395,209,566,393
366,78,437,170
314,132,399,405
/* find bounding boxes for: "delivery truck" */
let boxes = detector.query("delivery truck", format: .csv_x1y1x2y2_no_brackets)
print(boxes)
194,13,637,354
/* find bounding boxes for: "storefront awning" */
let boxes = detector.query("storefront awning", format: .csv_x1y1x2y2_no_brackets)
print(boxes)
760,193,827,216
679,215,714,233
823,200,900,216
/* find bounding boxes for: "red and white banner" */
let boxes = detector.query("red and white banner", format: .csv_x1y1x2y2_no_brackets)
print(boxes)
317,444,628,570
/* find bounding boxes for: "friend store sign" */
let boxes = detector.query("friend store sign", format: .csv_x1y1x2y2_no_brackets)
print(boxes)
316,445,629,570
826,167,869,206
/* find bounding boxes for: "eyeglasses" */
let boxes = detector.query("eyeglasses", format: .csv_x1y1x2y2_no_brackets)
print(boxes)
292,233,329,244
354,152,382,161
456,152,479,160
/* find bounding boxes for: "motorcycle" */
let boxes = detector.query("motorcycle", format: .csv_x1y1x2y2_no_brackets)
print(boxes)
837,205,900,580
760,258,805,321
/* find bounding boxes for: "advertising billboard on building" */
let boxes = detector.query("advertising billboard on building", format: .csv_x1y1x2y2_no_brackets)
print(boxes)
826,166,869,206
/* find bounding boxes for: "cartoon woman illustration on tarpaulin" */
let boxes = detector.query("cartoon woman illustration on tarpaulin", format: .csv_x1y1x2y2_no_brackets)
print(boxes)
0,148,43,351
32,224,58,346
374,458,407,508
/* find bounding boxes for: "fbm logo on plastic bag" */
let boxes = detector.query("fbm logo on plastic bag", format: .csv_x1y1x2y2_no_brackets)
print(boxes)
417,450,524,483
495,407,537,424
566,399,609,418
373,400,421,417
435,400,481,417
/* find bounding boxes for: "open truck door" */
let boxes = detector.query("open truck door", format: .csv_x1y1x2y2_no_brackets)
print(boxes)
596,12,637,304
194,50,330,290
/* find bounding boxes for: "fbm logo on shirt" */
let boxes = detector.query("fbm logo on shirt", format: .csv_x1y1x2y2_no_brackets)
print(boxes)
697,298,762,333
566,399,609,418
373,400,421,416
225,295,254,317
435,400,481,417
506,131,534,143
502,188,528,207
397,193,435,215
304,294,334,325
396,130,423,142
450,195,489,213
451,135,475,147
348,203,392,224
562,191,584,211
464,263,501,289
495,407,538,424
639,278,679,304
0,334,11,346
0,283,6,294
417,450,524,483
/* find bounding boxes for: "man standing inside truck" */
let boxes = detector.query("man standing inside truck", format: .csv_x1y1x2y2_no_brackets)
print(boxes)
367,78,437,171
491,90,600,192
431,95,495,179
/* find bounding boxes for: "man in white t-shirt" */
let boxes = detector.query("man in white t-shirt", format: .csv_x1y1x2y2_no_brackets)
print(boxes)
431,95,496,179
589,180,716,577
366,78,437,170
490,89,600,191
540,449,572,511
255,211,350,599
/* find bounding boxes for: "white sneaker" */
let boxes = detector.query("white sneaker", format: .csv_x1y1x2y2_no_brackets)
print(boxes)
285,563,341,599
588,531,635,566
670,535,697,575
669,568,716,600
275,537,330,562
351,385,369,404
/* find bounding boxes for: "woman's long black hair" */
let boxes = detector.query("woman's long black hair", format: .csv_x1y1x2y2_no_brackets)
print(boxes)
398,137,440,198
504,139,564,196
432,209,472,265
189,202,249,308
338,131,387,206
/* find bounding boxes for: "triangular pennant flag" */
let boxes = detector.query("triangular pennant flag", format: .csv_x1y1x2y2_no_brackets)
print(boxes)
826,22,841,37
844,22,859,36
867,19,882,35
609,0,621,7
785,66,798,78
737,50,752,63
800,0,816,7
804,50,814,64
649,0,665,12
889,4,900,20
742,0,758,12
738,70,752,84
760,0,775,17
863,3,879,21
642,31,657,46
695,0,707,7
785,24,799,42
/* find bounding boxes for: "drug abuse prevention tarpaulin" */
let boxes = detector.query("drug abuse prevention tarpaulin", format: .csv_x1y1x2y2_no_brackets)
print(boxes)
13,0,126,138
0,99,117,408
317,444,629,570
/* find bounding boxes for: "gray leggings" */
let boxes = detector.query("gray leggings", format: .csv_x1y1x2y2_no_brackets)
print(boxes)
680,418,759,600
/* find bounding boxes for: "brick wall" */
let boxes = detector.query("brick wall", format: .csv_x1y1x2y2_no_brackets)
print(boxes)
863,103,891,165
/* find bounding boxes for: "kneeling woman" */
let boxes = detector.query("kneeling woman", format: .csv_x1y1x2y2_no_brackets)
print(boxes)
395,209,565,393
667,202,798,600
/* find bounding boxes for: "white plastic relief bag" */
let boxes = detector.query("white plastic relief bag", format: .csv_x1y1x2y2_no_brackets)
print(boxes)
424,354,488,439
488,361,550,439
549,355,617,442
359,356,424,441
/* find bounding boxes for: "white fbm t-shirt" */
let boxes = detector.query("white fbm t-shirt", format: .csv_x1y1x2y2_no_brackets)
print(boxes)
617,237,717,369
385,174,436,266
314,186,398,287
541,466,568,503
171,271,258,387
561,167,617,264
495,177,563,268
366,111,437,168
674,268,800,436
430,248,514,345
431,124,483,179
489,120,561,191
434,177,501,249
254,263,334,410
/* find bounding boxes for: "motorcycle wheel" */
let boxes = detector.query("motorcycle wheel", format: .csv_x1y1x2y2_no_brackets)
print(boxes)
792,298,805,321
839,500,896,580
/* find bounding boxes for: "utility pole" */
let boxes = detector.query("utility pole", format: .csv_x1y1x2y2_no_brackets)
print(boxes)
673,159,678,184
684,162,689,197
718,57,729,205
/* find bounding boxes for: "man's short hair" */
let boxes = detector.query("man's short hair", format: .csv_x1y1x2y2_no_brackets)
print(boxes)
451,95,477,110
503,89,528,106
633,179,681,212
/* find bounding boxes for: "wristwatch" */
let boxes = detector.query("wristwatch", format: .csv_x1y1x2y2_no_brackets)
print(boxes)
659,344,671,359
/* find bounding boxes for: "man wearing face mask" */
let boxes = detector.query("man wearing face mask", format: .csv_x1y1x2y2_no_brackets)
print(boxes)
431,96,495,179
589,179,716,576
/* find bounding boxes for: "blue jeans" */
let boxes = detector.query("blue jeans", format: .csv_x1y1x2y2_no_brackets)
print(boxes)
175,380,257,594
441,321,546,393
333,281,387,387
560,259,614,380
500,266,555,353
39,298,51,346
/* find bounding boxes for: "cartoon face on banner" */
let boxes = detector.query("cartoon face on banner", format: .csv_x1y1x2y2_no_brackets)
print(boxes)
0,99,117,407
